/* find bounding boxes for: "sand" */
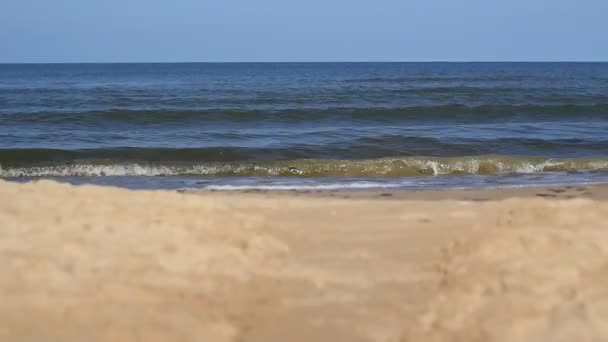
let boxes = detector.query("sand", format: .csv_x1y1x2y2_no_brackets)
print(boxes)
2,180,608,341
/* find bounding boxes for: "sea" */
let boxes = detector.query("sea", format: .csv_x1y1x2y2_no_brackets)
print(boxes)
2,62,608,191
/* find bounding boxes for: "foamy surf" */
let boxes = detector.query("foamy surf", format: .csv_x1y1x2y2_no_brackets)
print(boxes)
11,171,608,191
3,156,608,178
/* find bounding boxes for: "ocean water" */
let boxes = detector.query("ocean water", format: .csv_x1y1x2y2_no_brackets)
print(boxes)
2,62,608,190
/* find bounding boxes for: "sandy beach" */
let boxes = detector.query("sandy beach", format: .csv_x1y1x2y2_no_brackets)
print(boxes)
3,179,608,341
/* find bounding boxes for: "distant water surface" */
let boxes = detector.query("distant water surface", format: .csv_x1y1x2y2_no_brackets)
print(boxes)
1,62,608,190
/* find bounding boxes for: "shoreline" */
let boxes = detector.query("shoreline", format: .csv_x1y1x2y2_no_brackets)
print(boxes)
3,179,608,341
192,183,608,201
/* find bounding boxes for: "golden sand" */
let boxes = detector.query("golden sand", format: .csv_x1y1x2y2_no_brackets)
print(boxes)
2,180,608,341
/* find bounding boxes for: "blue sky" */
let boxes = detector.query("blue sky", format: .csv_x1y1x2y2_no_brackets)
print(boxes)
1,0,606,62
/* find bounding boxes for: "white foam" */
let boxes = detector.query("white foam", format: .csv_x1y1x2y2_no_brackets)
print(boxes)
0,164,221,177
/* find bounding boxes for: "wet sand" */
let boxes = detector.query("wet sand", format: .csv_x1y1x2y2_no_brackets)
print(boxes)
3,180,608,341
195,183,608,201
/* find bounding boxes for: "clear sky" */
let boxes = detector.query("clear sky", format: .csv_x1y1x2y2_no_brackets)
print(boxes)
1,0,607,63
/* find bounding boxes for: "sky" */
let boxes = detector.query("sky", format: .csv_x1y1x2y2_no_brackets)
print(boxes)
1,0,607,63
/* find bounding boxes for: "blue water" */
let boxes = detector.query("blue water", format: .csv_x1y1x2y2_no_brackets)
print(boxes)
2,62,608,190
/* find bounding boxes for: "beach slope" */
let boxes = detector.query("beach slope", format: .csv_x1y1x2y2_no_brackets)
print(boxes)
2,180,608,341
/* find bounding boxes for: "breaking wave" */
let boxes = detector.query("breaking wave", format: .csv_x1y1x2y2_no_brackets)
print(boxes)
3,156,608,178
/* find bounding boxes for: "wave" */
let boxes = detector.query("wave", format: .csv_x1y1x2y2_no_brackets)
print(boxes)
341,75,574,83
3,155,608,178
2,137,608,168
3,104,608,125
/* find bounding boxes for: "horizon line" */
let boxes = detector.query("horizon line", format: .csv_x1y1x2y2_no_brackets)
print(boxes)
1,60,608,65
